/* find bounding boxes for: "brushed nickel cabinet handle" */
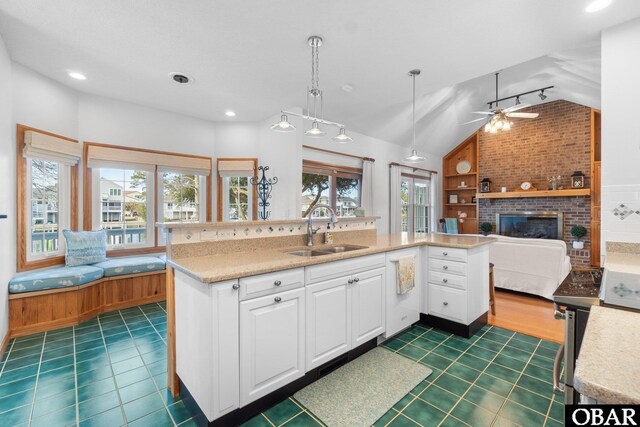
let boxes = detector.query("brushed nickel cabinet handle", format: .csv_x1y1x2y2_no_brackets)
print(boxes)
443,278,448,283
274,297,282,303
443,252,449,256
443,265,449,270
348,279,354,284
354,277,360,283
232,283,239,290
443,301,449,306
274,280,282,286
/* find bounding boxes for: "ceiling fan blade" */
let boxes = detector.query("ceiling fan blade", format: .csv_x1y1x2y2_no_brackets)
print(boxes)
460,117,487,125
471,111,494,115
504,103,532,113
506,112,539,119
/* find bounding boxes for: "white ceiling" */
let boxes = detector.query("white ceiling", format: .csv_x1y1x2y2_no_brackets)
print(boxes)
0,0,638,155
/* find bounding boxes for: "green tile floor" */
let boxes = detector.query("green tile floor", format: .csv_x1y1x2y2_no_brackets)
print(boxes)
241,324,564,427
0,304,564,427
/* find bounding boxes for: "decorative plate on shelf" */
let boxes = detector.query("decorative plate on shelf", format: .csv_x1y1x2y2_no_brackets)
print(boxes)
456,160,472,174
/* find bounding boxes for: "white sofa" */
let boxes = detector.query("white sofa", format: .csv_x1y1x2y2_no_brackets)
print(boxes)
487,234,572,300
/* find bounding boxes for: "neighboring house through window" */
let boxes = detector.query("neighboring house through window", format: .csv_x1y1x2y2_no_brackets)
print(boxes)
217,158,258,221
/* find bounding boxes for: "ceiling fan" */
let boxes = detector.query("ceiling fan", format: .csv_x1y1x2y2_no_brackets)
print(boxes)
463,73,552,133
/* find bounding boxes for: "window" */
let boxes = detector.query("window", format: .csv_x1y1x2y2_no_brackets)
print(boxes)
217,158,257,221
96,168,153,248
222,176,252,221
27,159,70,260
401,175,432,233
85,142,212,254
17,125,80,271
302,161,362,218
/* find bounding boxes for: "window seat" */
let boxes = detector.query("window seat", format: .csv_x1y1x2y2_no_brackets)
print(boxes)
8,255,167,337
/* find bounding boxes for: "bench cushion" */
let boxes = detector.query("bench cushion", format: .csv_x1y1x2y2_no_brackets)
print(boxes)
92,256,166,277
9,265,104,294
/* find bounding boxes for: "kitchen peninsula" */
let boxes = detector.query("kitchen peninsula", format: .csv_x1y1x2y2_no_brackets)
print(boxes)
159,218,495,425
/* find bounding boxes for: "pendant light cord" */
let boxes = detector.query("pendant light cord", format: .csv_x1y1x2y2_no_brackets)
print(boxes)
412,72,416,151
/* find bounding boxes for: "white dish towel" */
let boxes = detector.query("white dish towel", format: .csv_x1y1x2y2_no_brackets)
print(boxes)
396,256,416,295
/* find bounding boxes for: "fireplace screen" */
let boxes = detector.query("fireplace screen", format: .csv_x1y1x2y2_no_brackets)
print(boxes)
496,211,563,240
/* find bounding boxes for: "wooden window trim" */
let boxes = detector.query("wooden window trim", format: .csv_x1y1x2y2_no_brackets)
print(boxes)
302,159,363,216
16,124,79,272
216,158,258,221
83,141,213,257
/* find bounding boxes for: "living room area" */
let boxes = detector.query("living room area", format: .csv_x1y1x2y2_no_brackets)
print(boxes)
444,96,601,343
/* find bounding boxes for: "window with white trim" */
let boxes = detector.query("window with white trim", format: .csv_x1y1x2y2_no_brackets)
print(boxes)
26,158,71,261
217,158,257,222
401,174,432,233
94,168,154,248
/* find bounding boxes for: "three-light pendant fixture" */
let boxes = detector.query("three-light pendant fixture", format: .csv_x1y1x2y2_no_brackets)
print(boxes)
271,36,353,143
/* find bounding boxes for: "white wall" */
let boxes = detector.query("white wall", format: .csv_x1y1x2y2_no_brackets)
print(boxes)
0,34,13,347
601,18,640,250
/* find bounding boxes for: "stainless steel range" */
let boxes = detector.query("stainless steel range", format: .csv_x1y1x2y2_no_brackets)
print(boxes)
552,268,603,404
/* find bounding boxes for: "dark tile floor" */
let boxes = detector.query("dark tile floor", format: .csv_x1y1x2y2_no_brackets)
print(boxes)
0,304,563,427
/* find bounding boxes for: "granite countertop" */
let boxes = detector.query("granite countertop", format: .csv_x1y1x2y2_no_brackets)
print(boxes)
574,305,640,404
157,216,380,230
167,233,495,283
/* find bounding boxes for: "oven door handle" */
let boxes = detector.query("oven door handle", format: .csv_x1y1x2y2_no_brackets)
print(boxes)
553,343,565,394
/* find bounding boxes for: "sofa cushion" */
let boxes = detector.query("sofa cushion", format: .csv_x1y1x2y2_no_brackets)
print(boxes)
92,256,166,277
63,229,108,266
9,265,104,294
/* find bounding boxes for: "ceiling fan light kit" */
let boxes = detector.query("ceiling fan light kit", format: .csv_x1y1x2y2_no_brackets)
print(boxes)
404,69,426,164
272,35,353,143
469,72,552,133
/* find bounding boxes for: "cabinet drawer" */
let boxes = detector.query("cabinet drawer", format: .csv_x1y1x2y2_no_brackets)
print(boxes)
239,268,304,301
428,284,467,324
305,254,385,285
428,258,467,277
428,246,467,263
428,270,467,290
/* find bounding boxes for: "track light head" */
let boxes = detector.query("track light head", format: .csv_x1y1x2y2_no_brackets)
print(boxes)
515,96,521,105
539,90,547,101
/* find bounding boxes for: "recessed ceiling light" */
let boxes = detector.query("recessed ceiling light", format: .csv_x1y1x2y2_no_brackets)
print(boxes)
341,84,354,93
586,0,612,13
168,72,193,84
225,111,236,117
68,71,87,80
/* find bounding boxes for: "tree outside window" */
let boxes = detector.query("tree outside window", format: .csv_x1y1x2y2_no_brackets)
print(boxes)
301,161,361,218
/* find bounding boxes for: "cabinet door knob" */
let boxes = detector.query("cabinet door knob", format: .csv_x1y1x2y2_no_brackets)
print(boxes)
274,280,282,286
354,277,360,283
348,279,354,284
274,297,282,303
232,283,239,290
443,301,449,306
443,252,448,256
443,278,448,283
443,265,449,270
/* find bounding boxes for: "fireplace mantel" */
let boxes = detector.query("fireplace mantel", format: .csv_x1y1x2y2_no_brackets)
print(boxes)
476,188,590,199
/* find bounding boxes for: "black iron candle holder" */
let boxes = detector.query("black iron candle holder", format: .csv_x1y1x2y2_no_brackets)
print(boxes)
251,166,278,220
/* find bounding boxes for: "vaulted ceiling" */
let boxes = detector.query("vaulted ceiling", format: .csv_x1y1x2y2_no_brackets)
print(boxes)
0,0,638,155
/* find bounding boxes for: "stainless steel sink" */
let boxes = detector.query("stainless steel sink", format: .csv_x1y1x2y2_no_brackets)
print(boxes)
285,244,368,257
315,244,369,253
285,249,332,257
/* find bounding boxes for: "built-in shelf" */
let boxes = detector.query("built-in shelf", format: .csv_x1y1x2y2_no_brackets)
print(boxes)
475,188,591,199
444,173,477,178
445,187,477,191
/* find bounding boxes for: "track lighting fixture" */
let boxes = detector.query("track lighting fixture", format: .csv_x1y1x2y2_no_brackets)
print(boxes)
515,96,521,105
539,90,547,101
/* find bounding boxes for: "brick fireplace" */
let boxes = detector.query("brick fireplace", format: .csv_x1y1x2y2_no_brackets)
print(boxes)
478,100,592,266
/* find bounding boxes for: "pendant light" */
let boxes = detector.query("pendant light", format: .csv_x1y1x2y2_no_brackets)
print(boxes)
272,35,352,142
332,127,353,143
271,114,296,132
404,69,426,163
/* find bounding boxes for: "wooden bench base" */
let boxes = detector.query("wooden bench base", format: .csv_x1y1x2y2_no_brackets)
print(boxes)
9,271,166,338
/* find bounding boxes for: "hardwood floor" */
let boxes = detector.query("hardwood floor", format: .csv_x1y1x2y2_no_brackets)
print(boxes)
488,289,564,344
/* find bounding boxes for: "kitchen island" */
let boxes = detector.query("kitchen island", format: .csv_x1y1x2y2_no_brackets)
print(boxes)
159,218,495,424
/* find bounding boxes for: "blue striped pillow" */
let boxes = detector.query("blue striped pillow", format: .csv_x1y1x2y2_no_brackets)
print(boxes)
63,229,108,266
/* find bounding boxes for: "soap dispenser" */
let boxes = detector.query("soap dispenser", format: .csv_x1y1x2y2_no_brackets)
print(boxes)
324,223,334,244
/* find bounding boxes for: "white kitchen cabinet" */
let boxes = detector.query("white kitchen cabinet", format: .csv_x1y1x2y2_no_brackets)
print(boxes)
351,267,386,347
240,287,305,406
426,245,489,327
306,276,351,370
306,260,385,371
385,248,422,338
174,271,239,422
